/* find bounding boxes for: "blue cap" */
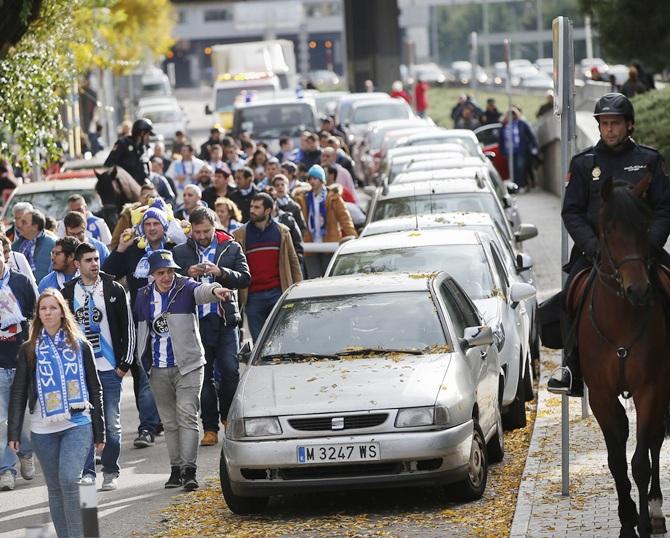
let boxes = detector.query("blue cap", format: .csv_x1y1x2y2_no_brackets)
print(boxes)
307,164,325,182
148,250,180,274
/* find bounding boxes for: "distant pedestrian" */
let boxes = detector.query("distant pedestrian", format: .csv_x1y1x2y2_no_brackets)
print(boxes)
63,212,110,265
455,103,481,130
56,194,111,246
499,106,539,190
134,250,230,491
621,66,648,98
390,80,412,105
481,98,501,124
228,167,260,223
12,209,56,283
414,77,429,118
38,237,80,293
8,289,104,538
62,242,136,491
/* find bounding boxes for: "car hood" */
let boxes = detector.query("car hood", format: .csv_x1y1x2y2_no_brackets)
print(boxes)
239,353,454,416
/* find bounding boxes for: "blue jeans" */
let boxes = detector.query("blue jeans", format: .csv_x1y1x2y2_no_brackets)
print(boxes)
132,360,160,434
83,370,123,477
246,287,282,343
32,423,92,538
0,368,32,476
200,320,239,431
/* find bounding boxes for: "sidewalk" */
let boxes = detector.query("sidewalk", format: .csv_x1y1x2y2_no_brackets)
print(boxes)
510,350,670,537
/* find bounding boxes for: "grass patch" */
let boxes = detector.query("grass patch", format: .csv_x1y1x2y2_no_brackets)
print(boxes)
427,86,547,128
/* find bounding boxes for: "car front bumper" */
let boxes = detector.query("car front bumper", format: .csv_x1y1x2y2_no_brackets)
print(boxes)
223,420,473,497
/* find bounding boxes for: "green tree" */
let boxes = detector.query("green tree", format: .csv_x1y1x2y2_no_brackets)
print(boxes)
579,0,670,72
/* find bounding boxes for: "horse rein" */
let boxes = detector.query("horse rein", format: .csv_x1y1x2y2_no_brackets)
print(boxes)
589,230,652,398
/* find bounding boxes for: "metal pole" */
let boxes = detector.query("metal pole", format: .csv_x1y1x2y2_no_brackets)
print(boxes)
470,32,478,90
536,0,543,58
80,481,99,537
504,38,514,184
482,0,490,68
585,15,593,59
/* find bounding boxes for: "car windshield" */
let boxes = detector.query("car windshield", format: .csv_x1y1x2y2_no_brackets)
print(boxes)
352,103,409,125
141,109,181,123
403,135,479,155
142,82,170,97
373,193,507,236
331,245,495,300
215,84,276,111
257,291,447,359
3,190,102,222
238,104,315,138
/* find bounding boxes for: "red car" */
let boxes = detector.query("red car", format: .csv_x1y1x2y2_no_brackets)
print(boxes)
474,123,510,181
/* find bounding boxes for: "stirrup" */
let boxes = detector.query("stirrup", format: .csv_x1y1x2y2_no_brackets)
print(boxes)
547,366,572,395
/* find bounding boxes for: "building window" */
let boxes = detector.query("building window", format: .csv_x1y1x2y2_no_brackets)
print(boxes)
177,9,187,24
204,8,233,22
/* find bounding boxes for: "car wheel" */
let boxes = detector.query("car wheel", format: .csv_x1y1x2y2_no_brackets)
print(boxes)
503,360,527,430
219,450,269,515
445,422,488,501
524,355,535,402
487,398,505,464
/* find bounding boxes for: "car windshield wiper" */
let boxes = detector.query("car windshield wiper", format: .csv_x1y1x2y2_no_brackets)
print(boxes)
335,347,423,357
258,352,339,362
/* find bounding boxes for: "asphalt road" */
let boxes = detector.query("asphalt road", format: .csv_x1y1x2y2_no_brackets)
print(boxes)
0,88,565,537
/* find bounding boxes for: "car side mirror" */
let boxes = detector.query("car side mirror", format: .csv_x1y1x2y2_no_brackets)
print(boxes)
205,104,212,115
509,282,536,308
516,252,534,273
363,185,378,197
506,182,520,195
238,341,252,364
514,223,539,242
459,326,494,350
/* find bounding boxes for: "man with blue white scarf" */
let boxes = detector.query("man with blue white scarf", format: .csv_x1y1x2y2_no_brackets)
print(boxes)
62,243,136,491
173,206,250,447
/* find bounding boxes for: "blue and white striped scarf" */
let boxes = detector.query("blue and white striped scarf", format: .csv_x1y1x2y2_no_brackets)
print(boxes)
306,190,327,242
35,329,89,422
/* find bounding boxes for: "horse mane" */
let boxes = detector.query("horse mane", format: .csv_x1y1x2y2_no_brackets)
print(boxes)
600,179,652,237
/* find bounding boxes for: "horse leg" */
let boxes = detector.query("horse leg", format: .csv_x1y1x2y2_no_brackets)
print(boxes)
591,395,639,537
648,425,666,535
631,394,663,538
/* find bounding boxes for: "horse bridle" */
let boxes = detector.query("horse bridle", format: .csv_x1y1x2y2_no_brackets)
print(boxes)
595,228,651,297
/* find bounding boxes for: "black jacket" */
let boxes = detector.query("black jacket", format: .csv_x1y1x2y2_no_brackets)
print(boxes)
8,339,105,444
104,136,150,185
562,139,670,262
172,230,251,327
201,185,238,210
61,272,136,372
102,240,177,306
277,211,304,259
277,197,306,232
228,185,260,223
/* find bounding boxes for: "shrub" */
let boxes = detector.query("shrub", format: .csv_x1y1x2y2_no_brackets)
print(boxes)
632,86,670,164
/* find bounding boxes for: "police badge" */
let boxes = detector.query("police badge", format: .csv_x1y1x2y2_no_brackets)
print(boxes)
592,166,601,180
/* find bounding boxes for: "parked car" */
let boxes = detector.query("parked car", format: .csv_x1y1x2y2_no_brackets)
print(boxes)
474,122,509,180
221,272,502,513
388,129,483,159
407,62,447,85
325,229,536,429
136,97,188,145
305,70,342,89
450,61,488,86
335,92,392,128
345,99,415,146
231,98,318,154
381,144,470,183
1,178,102,226
311,90,349,118
534,58,554,77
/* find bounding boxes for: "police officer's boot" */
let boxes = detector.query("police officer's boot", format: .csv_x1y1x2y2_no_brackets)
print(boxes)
547,349,584,397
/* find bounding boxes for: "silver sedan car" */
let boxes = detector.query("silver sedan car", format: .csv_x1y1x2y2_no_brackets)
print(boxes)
221,272,502,514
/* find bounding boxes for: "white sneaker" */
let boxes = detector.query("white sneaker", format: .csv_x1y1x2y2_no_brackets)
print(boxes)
0,471,15,491
18,454,34,480
101,474,118,491
79,474,96,486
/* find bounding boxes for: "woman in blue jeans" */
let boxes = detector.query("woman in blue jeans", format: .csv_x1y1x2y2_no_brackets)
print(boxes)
8,289,104,538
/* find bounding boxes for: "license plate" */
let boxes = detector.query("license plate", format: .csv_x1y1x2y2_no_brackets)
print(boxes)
297,443,380,464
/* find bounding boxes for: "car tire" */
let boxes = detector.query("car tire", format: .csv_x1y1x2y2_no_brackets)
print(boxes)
503,360,527,430
445,422,488,502
487,397,505,464
219,451,269,515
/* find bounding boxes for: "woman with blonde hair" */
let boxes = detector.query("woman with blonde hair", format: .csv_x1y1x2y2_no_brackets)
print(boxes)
214,197,242,233
8,289,104,538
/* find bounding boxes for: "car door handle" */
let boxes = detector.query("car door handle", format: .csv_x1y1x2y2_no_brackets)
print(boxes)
480,350,488,360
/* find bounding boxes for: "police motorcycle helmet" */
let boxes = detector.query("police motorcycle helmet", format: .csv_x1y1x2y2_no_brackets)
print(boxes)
593,93,635,123
132,118,155,137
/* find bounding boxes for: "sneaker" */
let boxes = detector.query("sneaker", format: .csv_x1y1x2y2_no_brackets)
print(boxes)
182,467,199,492
547,367,584,397
0,471,15,491
101,473,118,491
154,423,164,437
164,467,182,489
133,430,155,449
18,454,34,481
80,474,96,486
95,454,102,466
200,431,218,446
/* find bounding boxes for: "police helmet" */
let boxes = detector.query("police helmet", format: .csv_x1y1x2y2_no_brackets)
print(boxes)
593,93,634,123
132,118,155,137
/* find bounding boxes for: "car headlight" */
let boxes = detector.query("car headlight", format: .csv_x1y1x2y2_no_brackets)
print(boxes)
228,417,283,440
395,406,449,428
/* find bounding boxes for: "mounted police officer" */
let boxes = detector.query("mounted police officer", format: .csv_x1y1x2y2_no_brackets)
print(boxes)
104,118,155,185
548,93,670,396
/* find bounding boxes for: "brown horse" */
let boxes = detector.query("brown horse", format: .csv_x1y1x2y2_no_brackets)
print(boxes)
577,174,670,538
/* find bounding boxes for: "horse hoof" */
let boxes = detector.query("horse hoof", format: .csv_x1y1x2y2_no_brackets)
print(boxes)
650,517,667,535
620,527,639,538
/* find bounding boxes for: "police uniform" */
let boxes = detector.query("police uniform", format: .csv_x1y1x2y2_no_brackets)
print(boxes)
104,136,150,185
562,137,670,284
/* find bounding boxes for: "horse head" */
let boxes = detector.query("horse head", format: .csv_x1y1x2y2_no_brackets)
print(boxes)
599,172,653,305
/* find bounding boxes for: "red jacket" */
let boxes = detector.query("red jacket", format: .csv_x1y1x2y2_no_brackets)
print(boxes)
415,82,429,112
